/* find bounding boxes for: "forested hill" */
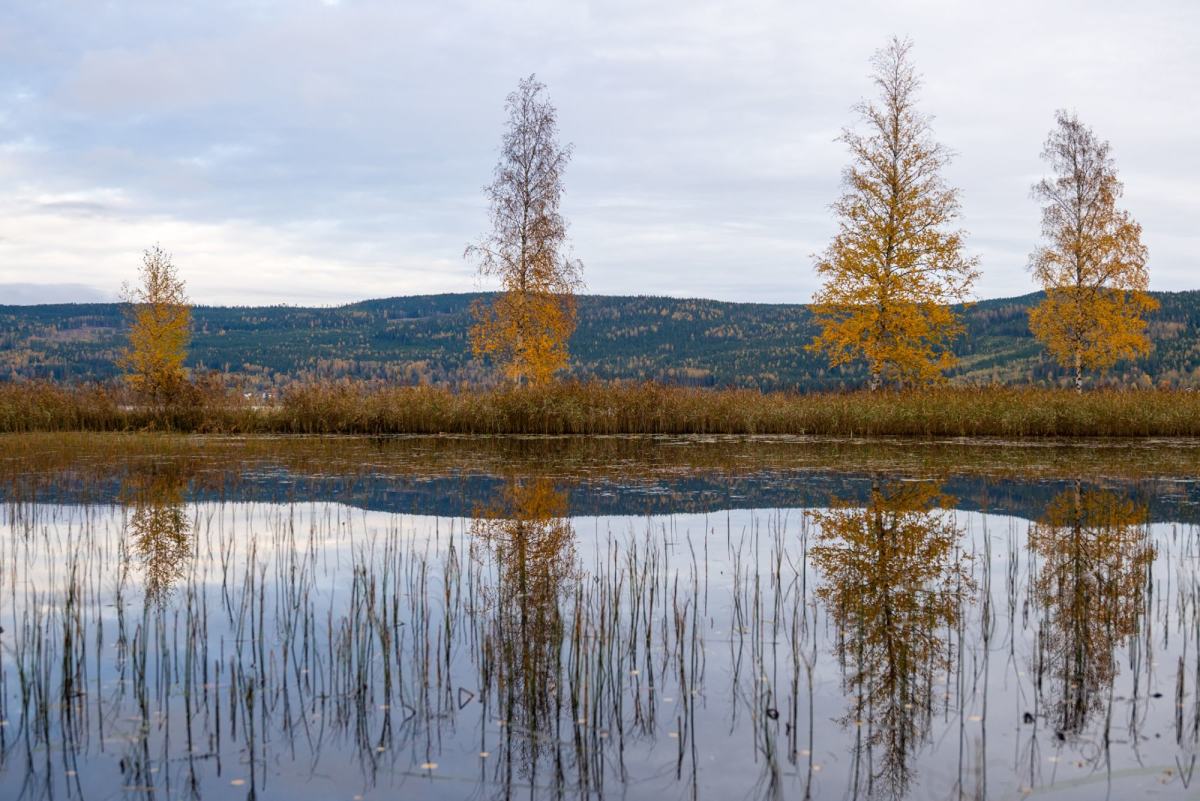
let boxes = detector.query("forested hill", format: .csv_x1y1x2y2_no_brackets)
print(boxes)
1,291,1199,391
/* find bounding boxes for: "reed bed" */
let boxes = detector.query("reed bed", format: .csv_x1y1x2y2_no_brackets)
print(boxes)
2,380,1200,436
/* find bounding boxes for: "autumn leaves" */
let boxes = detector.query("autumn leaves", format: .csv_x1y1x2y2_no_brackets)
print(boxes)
469,40,1155,391
121,40,1155,398
119,246,192,405
466,77,583,387
808,38,978,390
1027,113,1156,391
815,41,1153,390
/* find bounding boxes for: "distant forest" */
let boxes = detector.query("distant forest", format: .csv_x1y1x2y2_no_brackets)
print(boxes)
2,291,1198,392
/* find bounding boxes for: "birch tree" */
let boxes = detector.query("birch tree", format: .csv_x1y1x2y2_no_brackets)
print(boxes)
1028,111,1155,391
467,75,582,385
118,245,191,404
810,38,978,389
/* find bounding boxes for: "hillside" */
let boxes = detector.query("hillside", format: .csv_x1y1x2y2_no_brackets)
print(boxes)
1,291,1198,391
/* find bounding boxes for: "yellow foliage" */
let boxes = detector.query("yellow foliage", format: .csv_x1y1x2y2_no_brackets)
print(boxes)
810,38,978,389
471,290,576,385
118,246,192,403
1029,111,1155,389
467,75,582,385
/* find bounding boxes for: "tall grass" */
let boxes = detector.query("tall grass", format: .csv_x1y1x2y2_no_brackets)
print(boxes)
3,380,1200,436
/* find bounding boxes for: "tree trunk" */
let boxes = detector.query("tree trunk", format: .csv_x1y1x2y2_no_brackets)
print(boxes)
1074,350,1083,394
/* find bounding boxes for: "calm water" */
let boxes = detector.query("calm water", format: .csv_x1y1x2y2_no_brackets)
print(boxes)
1,436,1199,800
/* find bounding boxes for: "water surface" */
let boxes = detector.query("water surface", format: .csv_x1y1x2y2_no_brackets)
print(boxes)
1,435,1198,800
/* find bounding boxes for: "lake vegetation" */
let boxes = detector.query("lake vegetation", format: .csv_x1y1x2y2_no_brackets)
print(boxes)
1,32,1194,801
0,435,1197,800
5,381,1200,437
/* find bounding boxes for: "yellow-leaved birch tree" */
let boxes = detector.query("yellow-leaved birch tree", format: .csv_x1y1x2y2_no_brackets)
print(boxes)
1028,111,1155,392
118,245,192,404
810,38,978,389
467,75,582,385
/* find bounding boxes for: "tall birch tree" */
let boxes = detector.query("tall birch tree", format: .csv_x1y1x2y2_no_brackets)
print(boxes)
1028,111,1155,391
467,75,582,385
810,37,978,389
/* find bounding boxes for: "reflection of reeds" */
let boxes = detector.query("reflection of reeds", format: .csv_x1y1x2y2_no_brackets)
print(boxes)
1,476,1194,799
7,381,1200,436
0,497,743,796
0,478,845,800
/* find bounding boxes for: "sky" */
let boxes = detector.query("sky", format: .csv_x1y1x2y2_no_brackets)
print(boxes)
0,0,1196,306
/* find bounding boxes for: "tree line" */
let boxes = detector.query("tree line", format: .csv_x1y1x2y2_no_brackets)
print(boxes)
120,36,1155,401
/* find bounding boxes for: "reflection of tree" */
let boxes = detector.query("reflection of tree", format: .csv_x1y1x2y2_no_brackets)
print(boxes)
811,481,971,800
121,464,192,603
1029,486,1153,737
471,477,576,778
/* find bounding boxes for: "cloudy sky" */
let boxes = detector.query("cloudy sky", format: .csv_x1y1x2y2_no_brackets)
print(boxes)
0,0,1196,306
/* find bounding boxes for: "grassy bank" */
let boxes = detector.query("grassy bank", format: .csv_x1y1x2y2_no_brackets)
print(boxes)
2,381,1199,437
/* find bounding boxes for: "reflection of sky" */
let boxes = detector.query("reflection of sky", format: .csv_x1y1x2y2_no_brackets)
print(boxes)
0,501,1194,800
1,2,1198,304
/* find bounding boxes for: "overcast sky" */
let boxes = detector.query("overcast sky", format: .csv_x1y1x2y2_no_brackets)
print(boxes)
0,0,1196,306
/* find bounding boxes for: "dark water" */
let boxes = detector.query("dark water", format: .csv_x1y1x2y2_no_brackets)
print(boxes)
1,436,1199,800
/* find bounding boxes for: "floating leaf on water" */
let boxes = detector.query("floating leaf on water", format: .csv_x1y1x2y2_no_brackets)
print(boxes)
420,762,438,770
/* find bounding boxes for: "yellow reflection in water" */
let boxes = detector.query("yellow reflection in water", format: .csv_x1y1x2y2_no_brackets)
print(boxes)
811,481,972,800
1029,485,1153,737
471,476,576,769
120,464,193,604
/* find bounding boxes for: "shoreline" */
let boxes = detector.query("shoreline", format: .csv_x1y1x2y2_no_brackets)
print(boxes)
5,382,1200,438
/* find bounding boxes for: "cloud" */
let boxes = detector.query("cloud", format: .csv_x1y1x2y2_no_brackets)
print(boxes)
0,283,115,305
0,0,1195,304
0,187,472,306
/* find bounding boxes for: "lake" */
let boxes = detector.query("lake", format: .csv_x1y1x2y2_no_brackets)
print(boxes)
1,434,1198,800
